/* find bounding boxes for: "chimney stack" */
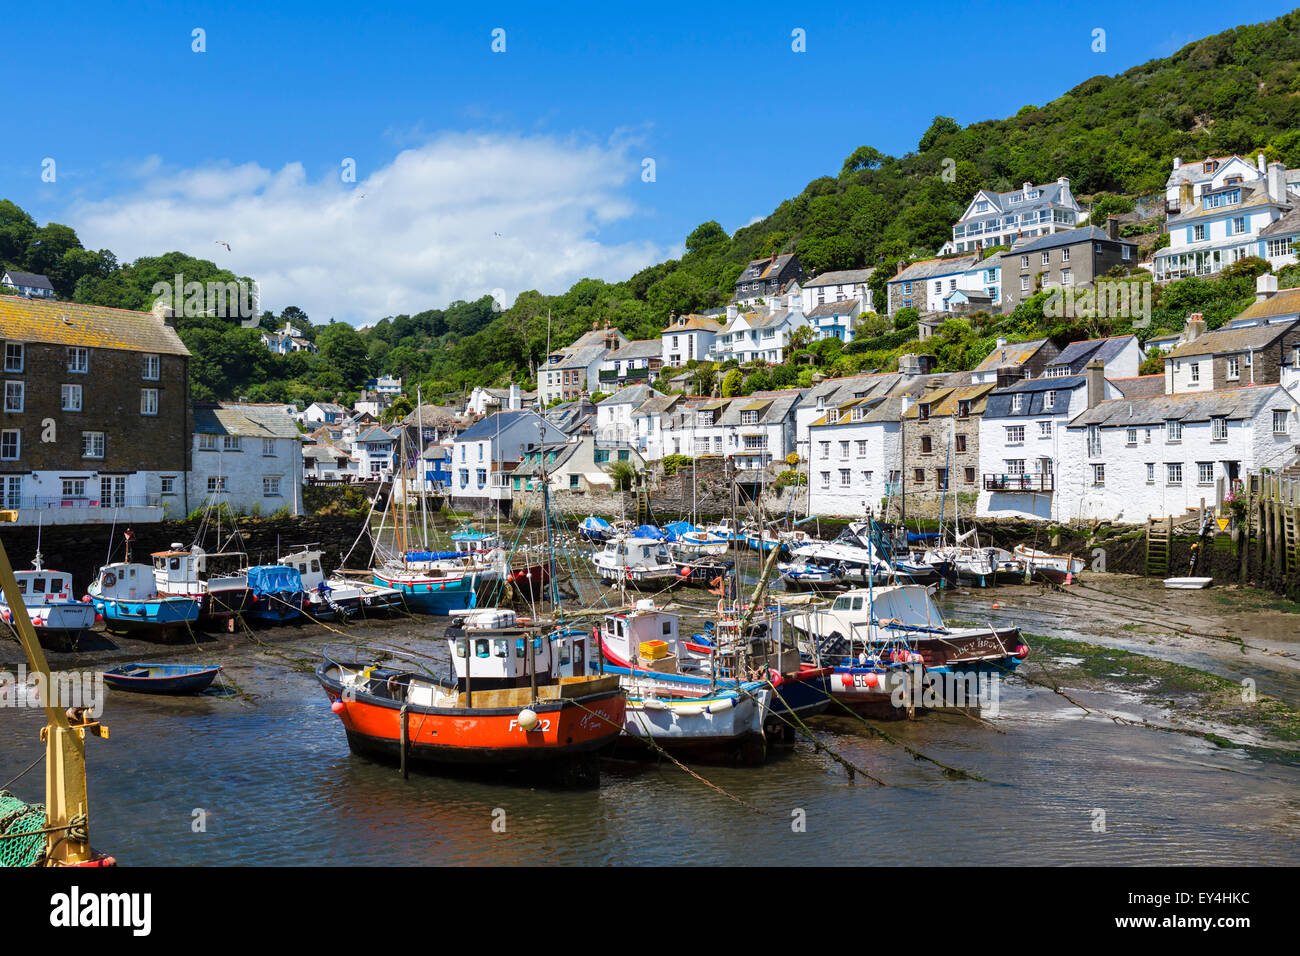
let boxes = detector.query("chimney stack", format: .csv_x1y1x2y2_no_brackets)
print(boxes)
996,336,1007,349
1085,359,1105,409
1185,313,1206,342
1106,216,1119,242
1172,157,1182,170
1267,161,1286,204
896,260,906,276
1258,153,1267,174
1256,273,1279,303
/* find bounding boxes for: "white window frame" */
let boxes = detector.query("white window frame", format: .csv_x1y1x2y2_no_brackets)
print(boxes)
3,380,23,413
142,354,161,380
263,476,282,497
3,343,22,373
61,384,82,412
67,347,89,374
0,429,19,460
82,431,105,459
1167,462,1183,485
140,388,158,416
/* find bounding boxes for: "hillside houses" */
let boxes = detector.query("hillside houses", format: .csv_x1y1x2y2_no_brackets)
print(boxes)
801,269,875,313
661,313,725,368
1,270,56,299
732,253,806,305
715,293,809,364
944,178,1083,256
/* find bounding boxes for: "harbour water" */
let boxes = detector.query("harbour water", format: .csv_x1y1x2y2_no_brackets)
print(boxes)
2,579,1297,866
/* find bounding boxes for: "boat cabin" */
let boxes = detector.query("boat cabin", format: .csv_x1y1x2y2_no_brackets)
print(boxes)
9,569,75,606
279,550,326,590
599,538,673,569
600,600,681,670
152,546,247,594
93,563,160,601
711,605,802,677
446,609,599,691
450,529,502,555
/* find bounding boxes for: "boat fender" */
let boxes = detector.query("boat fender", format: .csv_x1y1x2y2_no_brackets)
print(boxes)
517,708,540,731
81,595,92,603
840,673,856,691
103,572,117,588
330,699,345,714
642,699,668,711
863,672,879,688
706,697,734,714
1014,644,1029,659
767,668,784,689
676,705,705,717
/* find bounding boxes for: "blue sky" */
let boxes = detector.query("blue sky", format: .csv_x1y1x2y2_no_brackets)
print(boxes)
1,1,1292,321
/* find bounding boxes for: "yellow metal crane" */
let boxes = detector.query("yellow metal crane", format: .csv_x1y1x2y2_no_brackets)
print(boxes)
0,510,110,866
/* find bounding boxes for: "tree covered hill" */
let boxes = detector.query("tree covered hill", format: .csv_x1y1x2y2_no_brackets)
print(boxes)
2,8,1299,404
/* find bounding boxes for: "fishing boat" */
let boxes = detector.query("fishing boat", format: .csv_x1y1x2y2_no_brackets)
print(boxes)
578,515,614,542
86,562,200,638
786,522,934,585
278,548,405,619
316,610,625,785
591,536,681,588
777,559,844,590
673,556,733,587
787,585,1028,718
0,553,96,650
1013,545,1085,584
245,564,306,623
702,518,749,543
597,602,770,763
450,526,504,555
101,663,224,695
664,520,729,558
151,545,252,624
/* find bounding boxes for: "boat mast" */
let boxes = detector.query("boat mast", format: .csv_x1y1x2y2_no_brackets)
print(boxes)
417,385,429,550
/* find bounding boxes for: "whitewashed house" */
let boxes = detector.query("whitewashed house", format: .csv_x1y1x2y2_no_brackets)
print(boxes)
1040,335,1143,380
537,326,628,405
945,178,1082,256
806,394,909,517
804,295,870,344
1,270,55,299
466,384,531,417
886,256,978,316
801,269,875,314
630,393,680,462
1061,384,1300,523
303,444,359,482
449,409,569,512
661,313,725,368
599,339,662,389
304,401,350,425
188,403,304,516
354,426,397,478
977,365,1122,521
714,294,809,364
595,383,661,445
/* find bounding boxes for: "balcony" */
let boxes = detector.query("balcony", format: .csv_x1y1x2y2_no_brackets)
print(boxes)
6,495,167,526
983,474,1054,493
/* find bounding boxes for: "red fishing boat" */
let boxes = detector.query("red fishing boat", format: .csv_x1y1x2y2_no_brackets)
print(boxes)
316,609,625,785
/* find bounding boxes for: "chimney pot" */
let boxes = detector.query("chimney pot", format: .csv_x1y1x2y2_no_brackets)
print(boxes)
1256,273,1279,303
1172,157,1182,169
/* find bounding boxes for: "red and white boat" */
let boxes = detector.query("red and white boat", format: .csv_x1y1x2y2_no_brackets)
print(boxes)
316,608,625,785
1013,545,1085,585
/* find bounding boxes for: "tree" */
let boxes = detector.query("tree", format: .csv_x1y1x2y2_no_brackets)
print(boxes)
918,116,961,152
691,363,718,397
720,368,743,397
685,221,728,255
316,322,371,387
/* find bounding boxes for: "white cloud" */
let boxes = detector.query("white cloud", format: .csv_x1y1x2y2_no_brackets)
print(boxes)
69,132,665,323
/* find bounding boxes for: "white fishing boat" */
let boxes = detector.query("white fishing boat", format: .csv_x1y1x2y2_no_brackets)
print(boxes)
591,536,681,588
278,548,406,618
1013,545,1085,584
0,553,96,648
151,544,252,623
1164,576,1213,589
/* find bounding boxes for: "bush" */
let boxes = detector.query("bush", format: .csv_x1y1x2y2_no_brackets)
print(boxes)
773,469,807,492
608,461,636,491
662,454,693,477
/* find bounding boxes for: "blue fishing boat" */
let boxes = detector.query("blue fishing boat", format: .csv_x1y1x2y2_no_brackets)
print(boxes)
578,515,613,542
632,523,665,540
87,562,200,637
246,565,306,623
102,663,223,695
101,665,223,697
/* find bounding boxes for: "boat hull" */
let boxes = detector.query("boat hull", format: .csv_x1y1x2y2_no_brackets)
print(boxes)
90,595,200,635
102,664,222,695
374,570,485,615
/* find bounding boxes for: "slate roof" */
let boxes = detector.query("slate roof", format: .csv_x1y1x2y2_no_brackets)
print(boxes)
355,426,396,444
2,270,55,291
631,393,679,418
607,339,662,361
1043,335,1136,374
1110,375,1167,399
1259,205,1300,239
555,344,608,370
1070,385,1295,428
972,338,1052,374
956,181,1075,223
456,409,539,442
194,403,301,439
807,300,864,319
1165,156,1250,187
0,296,189,355
983,375,1086,417
600,383,660,406
662,314,725,334
803,268,875,288
904,383,996,419
890,256,978,285
1164,319,1299,358
1007,226,1135,255
739,254,800,281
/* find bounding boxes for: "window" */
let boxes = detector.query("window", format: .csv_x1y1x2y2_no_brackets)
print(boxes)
1274,410,1289,435
263,438,276,456
820,471,830,488
207,476,228,493
1167,463,1183,485
957,400,970,419
1146,463,1155,484
67,347,89,374
1020,276,1030,292
918,404,930,422
3,343,22,373
160,476,176,495
840,469,851,487
862,470,872,484
1061,269,1072,287
1144,428,1152,444
140,388,158,416
61,384,82,411
1092,464,1105,486
222,436,241,452
263,476,282,496
82,431,105,458
936,468,948,490
1005,459,1025,475
62,479,87,499
1226,355,1239,380
1044,390,1056,410
1040,251,1050,266
913,468,925,483
476,468,487,487
1,475,21,508
920,436,933,454
199,433,217,451
1020,255,1029,269
0,429,19,460
1126,427,1137,446
458,468,468,488
1212,417,1227,441
1039,421,1052,438
142,354,160,380
856,440,867,457
1197,462,1214,485
956,434,967,452
1011,395,1023,413
1006,425,1025,444
1192,224,1206,242
101,476,125,508
3,381,22,413
964,466,975,483
1087,425,1101,458
1190,362,1199,383
1167,420,1182,442
1061,247,1070,263
839,441,850,459
740,410,758,425
1230,216,1246,236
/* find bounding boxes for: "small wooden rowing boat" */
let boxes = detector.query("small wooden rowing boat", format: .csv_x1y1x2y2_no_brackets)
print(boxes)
101,663,223,694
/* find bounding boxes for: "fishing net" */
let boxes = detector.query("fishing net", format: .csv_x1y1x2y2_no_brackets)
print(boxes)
0,790,46,867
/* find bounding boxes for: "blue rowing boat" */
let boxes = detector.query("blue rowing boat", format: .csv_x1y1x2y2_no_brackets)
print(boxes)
101,663,223,694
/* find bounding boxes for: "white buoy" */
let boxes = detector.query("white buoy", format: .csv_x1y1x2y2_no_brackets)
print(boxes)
517,708,540,731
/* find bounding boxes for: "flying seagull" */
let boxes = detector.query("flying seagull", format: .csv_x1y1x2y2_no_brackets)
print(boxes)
215,241,231,252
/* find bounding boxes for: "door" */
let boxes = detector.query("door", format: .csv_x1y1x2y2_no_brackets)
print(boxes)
572,638,585,677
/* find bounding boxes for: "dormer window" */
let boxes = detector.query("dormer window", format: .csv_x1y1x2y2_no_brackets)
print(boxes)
918,404,930,422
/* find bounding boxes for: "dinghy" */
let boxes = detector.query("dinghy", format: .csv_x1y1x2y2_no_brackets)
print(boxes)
102,663,223,695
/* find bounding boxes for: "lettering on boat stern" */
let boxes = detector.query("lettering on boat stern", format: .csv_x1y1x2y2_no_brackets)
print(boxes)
49,887,152,937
